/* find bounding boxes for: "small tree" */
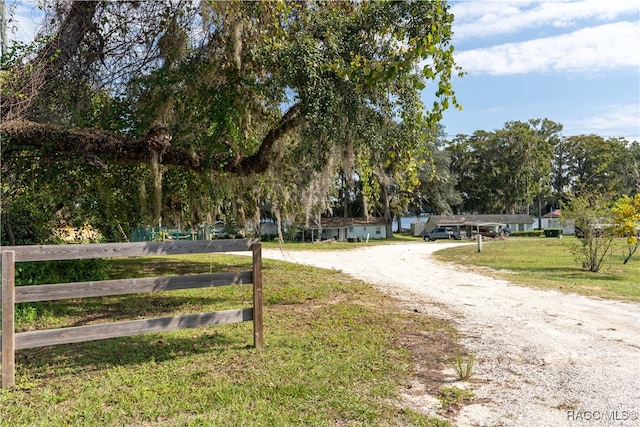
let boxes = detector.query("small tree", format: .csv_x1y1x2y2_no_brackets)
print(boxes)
612,194,640,264
561,191,615,272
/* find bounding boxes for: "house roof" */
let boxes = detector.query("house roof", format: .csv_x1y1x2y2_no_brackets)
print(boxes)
307,217,386,229
427,214,534,226
542,210,561,218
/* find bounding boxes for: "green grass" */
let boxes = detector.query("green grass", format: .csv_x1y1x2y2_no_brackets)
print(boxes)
1,254,452,426
433,237,640,302
438,387,475,412
12,234,632,424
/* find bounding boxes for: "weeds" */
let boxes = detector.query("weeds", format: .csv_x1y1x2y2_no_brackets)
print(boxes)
453,351,475,381
15,304,38,324
438,386,475,411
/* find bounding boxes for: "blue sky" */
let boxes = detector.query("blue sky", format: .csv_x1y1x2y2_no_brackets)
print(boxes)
4,0,639,141
439,0,640,141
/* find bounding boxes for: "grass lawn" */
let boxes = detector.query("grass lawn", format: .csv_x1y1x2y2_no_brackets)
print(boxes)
5,234,632,425
1,253,455,426
433,236,640,302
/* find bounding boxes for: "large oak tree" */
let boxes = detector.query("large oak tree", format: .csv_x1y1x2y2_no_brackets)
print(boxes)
1,0,460,242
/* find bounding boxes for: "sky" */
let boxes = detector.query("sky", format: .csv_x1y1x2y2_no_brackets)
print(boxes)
439,0,640,141
3,0,639,142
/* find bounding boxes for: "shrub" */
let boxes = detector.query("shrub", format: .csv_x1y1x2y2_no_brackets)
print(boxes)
544,229,563,237
14,258,111,325
511,230,543,237
561,191,616,272
16,259,110,286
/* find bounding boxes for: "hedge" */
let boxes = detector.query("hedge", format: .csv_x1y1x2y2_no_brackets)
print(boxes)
544,229,563,237
511,230,544,237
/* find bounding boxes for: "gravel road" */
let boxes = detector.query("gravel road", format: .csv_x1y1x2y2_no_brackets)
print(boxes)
259,242,640,427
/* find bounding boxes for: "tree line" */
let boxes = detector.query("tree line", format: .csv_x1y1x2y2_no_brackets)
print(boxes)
331,118,638,232
435,120,638,215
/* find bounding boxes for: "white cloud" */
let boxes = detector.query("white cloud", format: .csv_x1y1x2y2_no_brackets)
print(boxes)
451,0,639,40
564,102,640,140
455,21,640,75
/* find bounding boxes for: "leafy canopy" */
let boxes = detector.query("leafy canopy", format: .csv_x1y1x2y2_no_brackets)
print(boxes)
1,0,460,241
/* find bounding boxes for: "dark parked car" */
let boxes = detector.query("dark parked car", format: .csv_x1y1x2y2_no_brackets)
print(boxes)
423,227,467,241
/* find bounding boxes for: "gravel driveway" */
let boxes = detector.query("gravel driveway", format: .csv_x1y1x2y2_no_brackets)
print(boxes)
260,242,640,427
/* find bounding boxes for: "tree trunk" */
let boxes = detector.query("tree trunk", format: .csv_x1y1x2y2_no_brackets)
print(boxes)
150,152,163,225
342,171,349,218
3,221,16,246
537,194,543,230
3,1,99,121
381,184,393,238
361,190,370,220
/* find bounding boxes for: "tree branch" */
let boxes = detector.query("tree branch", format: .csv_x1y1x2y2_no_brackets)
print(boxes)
0,120,198,168
234,103,303,174
2,2,99,121
1,104,305,174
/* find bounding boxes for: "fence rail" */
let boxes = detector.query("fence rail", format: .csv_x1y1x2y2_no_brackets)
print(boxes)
1,239,263,389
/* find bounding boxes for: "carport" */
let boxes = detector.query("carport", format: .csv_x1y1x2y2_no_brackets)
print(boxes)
466,221,506,237
435,220,506,238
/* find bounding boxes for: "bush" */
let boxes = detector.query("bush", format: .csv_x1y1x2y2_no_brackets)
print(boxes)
14,259,112,324
16,259,110,286
544,229,563,238
511,230,543,237
561,191,615,272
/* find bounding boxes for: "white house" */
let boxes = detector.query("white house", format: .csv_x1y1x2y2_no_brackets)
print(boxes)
306,217,387,241
541,210,575,235
258,221,279,236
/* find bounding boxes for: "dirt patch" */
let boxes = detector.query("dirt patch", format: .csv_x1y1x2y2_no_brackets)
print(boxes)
385,310,470,422
400,328,454,395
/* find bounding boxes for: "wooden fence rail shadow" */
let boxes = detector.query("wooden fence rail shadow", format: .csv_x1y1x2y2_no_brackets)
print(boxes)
1,239,263,389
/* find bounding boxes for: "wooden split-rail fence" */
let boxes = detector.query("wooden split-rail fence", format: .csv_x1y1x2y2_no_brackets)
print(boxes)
1,239,263,389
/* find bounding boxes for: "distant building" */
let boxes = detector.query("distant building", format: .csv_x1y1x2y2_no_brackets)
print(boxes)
305,217,387,241
258,221,279,236
415,214,535,237
541,210,575,235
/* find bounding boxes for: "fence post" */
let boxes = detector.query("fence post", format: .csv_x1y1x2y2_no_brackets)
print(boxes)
2,250,16,389
251,243,263,348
